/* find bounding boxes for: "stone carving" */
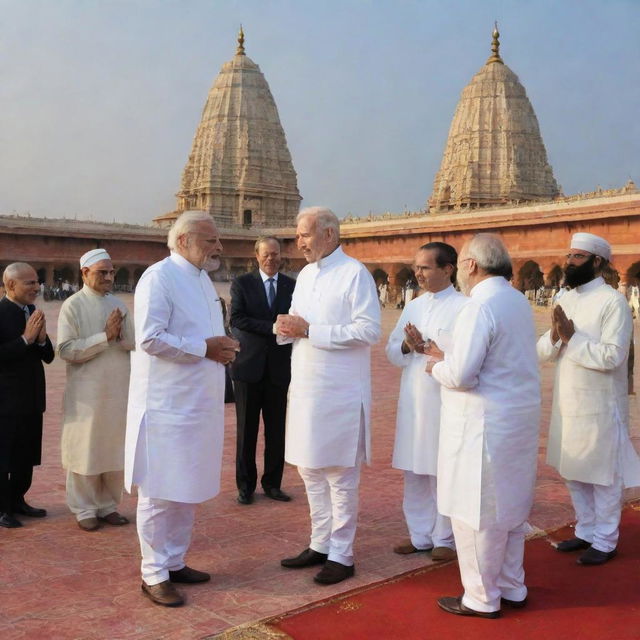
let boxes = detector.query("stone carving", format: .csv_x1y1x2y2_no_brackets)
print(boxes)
428,25,559,212
155,28,301,229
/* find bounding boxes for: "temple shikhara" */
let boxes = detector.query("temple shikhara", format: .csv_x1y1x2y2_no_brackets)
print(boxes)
1,26,639,298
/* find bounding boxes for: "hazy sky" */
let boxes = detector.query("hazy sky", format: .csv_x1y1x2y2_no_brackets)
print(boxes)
1,0,638,225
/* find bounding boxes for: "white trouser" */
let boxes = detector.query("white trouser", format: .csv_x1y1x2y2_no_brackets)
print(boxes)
66,470,123,521
403,471,454,550
566,472,623,553
452,518,528,613
136,486,197,586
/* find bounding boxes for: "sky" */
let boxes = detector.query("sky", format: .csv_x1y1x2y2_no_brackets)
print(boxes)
0,0,638,226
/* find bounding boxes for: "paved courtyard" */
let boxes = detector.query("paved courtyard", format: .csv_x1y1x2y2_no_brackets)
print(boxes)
1,290,639,639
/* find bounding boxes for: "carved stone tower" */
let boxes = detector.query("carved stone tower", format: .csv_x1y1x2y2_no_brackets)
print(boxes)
155,28,302,228
428,25,559,212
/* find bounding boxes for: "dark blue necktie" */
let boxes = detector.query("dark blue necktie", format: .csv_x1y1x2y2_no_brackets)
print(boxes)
267,278,276,310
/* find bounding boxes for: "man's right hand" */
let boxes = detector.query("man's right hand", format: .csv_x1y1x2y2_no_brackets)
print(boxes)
105,309,123,342
205,336,241,365
23,310,45,344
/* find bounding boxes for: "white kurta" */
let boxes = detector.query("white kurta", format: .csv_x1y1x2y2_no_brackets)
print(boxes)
57,286,134,475
284,246,381,469
537,276,640,487
432,277,541,531
386,285,467,474
124,253,226,504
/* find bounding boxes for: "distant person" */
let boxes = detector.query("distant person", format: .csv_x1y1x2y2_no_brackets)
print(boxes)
276,207,381,585
538,233,640,565
426,234,540,618
0,263,54,528
386,243,466,562
230,236,295,505
57,249,134,531
125,211,240,607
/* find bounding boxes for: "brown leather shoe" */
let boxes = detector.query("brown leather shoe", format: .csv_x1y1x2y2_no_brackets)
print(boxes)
438,596,500,619
98,512,129,526
77,517,100,531
169,566,211,583
393,539,432,554
141,580,184,607
431,546,457,562
313,560,355,585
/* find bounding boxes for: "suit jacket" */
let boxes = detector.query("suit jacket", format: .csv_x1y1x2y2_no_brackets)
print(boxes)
0,297,54,416
230,271,295,386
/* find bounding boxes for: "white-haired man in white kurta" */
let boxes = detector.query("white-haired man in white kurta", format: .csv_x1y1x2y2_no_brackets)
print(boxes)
386,242,467,561
426,234,541,619
276,207,381,585
124,211,240,608
58,249,134,532
538,232,640,566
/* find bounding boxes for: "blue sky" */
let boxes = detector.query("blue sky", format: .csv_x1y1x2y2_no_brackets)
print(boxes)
0,0,638,225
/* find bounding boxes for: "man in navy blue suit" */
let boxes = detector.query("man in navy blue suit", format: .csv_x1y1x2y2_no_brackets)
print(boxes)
0,263,54,528
230,237,295,505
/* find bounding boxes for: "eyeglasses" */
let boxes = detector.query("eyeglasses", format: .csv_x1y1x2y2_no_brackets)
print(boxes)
565,253,592,261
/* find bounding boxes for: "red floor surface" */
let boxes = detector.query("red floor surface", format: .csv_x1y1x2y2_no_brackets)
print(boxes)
272,505,640,640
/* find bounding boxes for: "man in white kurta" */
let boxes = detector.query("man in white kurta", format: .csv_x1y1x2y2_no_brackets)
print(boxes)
276,207,381,585
124,211,240,607
538,232,640,565
58,249,134,531
386,242,466,560
427,234,540,618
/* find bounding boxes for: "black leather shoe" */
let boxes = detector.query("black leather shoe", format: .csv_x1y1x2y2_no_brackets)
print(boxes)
281,548,328,568
0,512,23,528
438,596,500,619
264,488,291,502
313,560,354,585
501,596,527,608
577,547,617,565
556,537,591,552
13,501,47,518
237,492,254,505
169,566,211,583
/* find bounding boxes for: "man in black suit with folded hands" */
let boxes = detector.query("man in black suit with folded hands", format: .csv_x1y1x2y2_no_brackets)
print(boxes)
0,262,55,528
231,236,295,505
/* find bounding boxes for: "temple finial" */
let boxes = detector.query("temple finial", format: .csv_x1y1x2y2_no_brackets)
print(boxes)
487,21,503,64
236,25,245,55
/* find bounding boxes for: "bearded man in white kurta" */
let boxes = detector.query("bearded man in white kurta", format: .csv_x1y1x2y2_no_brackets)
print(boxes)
124,211,240,608
426,234,540,619
538,232,640,566
276,207,381,586
386,242,466,561
58,249,134,532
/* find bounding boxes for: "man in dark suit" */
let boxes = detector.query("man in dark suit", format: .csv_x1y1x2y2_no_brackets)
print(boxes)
231,236,295,505
0,262,55,528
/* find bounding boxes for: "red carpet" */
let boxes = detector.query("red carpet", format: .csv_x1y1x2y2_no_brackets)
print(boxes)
268,504,640,640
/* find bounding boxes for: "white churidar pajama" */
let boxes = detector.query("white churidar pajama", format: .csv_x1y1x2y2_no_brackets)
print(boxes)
385,284,467,550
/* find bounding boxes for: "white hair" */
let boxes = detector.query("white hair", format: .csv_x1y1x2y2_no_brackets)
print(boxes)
297,206,340,239
467,233,512,278
167,210,215,251
2,262,34,285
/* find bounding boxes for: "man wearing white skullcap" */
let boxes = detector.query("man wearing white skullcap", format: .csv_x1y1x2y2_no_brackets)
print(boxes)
57,249,134,531
538,232,640,565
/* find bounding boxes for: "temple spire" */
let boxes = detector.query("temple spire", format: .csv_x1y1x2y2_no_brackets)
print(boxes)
236,25,245,55
486,21,503,64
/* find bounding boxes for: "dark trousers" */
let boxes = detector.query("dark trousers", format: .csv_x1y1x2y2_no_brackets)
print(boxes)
234,377,288,495
0,467,33,514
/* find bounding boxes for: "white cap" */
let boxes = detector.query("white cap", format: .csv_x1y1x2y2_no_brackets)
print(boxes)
80,248,111,268
570,233,611,261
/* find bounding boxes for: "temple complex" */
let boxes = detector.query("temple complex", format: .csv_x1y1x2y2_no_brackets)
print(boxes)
1,26,638,302
154,27,302,229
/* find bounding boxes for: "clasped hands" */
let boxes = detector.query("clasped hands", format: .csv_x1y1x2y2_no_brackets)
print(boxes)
275,314,309,339
205,336,240,365
551,304,575,344
23,309,47,345
402,322,444,374
105,308,125,342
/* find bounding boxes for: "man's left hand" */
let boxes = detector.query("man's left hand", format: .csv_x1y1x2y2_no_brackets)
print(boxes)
552,305,575,343
276,314,309,338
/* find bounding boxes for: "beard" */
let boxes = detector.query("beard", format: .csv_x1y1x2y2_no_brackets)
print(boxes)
564,255,596,289
456,269,471,296
203,257,221,272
